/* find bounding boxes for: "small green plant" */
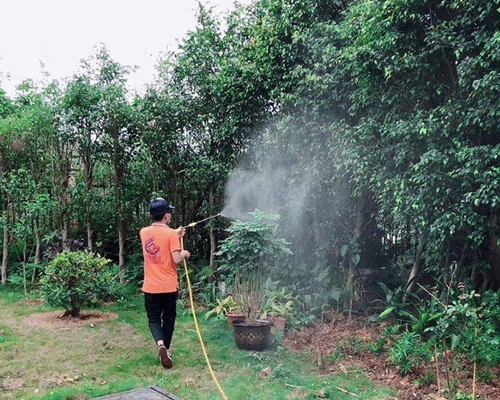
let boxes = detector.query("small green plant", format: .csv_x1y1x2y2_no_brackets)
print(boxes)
40,250,119,318
347,336,365,355
388,331,421,376
415,372,435,387
371,282,423,326
191,265,217,305
271,364,290,378
0,325,12,344
455,392,474,400
367,336,386,356
477,369,493,384
262,286,300,324
383,324,400,338
204,295,243,320
328,343,347,363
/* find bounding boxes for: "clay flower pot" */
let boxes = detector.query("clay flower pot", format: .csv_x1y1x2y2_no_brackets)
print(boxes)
271,316,286,332
226,311,246,328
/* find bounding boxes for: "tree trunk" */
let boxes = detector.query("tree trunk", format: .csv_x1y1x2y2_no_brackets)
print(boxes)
1,223,8,285
31,217,42,283
209,183,216,276
84,144,94,252
56,158,71,248
313,195,324,270
34,217,42,264
404,232,427,299
118,216,125,284
111,121,126,284
61,200,69,246
86,210,93,252
346,192,365,322
51,137,73,249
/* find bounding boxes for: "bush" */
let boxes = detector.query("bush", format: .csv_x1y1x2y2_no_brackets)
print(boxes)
40,250,119,318
216,210,292,325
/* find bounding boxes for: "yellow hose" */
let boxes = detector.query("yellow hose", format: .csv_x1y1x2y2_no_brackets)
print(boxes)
180,236,228,400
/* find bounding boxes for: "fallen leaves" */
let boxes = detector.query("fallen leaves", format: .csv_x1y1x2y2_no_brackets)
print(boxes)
2,378,24,390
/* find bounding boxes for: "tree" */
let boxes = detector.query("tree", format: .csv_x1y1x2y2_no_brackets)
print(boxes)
78,46,138,283
151,4,271,274
0,112,19,284
0,82,57,283
40,250,118,318
61,75,104,251
337,0,500,290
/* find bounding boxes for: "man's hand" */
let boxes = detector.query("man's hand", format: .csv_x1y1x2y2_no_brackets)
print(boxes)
175,227,187,237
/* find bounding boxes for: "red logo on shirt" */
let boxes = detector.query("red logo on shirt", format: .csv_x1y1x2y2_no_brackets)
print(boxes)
145,237,160,255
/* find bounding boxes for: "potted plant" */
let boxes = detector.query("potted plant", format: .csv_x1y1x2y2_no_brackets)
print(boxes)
262,287,299,332
216,210,292,351
204,294,245,328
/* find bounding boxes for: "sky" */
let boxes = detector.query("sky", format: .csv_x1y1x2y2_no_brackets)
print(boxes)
0,0,249,97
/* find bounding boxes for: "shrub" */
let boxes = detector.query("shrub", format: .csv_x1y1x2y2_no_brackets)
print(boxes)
216,210,292,325
40,250,119,318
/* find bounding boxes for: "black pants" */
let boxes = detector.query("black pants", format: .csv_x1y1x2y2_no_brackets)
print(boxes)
144,291,178,348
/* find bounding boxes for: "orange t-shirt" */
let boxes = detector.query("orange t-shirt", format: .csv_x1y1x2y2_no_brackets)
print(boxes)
140,224,181,293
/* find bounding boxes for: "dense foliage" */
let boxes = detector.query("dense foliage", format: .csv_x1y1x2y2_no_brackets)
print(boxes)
1,0,499,319
40,250,120,317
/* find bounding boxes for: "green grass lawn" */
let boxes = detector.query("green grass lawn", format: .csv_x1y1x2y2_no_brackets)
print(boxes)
0,285,395,399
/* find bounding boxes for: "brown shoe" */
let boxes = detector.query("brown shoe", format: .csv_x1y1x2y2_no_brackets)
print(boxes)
158,345,173,369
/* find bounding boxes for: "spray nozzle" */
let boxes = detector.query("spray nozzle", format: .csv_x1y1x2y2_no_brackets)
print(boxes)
182,213,221,229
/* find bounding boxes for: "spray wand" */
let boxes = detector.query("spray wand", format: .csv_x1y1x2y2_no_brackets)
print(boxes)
181,212,221,229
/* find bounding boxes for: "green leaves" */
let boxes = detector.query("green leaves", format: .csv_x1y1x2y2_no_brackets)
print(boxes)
1,0,500,309
40,250,120,317
217,210,292,276
340,238,361,266
216,210,292,325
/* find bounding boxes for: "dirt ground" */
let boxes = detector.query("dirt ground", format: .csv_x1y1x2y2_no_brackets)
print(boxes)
282,317,500,400
22,310,118,328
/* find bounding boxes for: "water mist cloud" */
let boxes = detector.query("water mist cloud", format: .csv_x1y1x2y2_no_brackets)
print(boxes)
222,167,287,220
222,163,312,227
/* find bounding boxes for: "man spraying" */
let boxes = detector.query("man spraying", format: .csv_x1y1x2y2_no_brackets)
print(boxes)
140,197,190,369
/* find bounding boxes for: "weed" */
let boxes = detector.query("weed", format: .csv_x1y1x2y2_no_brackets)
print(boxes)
367,336,386,356
415,372,435,387
383,324,400,338
328,343,347,363
272,329,285,345
271,364,290,378
347,336,365,355
388,331,421,376
0,325,9,343
455,393,474,400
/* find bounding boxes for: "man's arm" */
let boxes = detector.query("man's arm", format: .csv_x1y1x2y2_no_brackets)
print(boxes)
172,249,190,264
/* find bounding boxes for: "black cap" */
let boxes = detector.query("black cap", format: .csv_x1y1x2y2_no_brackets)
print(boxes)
150,198,175,217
